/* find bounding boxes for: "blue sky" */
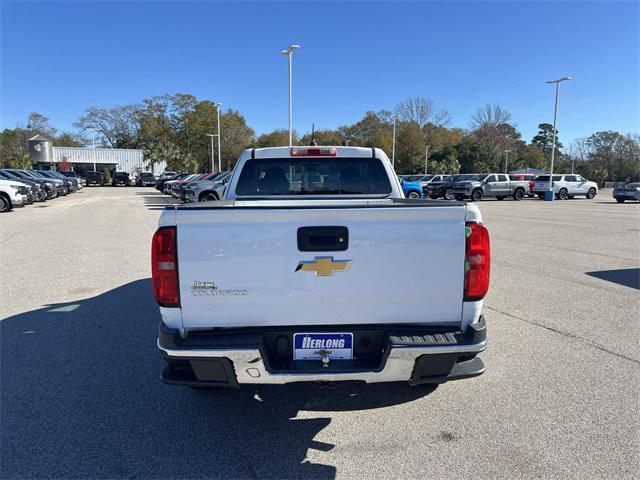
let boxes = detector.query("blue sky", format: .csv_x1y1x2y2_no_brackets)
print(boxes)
1,1,638,145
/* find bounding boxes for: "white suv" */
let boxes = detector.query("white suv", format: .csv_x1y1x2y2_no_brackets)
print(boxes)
0,179,26,212
533,174,598,200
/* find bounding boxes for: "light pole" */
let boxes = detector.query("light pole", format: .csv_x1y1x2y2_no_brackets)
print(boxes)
545,76,572,201
504,149,511,174
392,116,398,167
90,127,100,172
205,133,217,173
425,144,430,175
281,44,300,147
214,102,222,172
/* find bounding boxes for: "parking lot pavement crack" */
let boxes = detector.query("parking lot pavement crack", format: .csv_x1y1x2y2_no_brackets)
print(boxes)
484,305,640,365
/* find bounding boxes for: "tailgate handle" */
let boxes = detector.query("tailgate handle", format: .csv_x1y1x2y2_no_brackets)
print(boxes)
297,226,349,252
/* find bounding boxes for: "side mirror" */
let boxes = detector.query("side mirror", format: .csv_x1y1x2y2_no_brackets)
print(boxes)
400,179,405,185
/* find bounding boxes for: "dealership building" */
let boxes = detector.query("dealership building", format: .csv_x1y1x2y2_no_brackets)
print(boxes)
28,135,167,176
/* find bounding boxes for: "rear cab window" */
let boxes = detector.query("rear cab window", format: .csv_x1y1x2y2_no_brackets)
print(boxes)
235,158,392,197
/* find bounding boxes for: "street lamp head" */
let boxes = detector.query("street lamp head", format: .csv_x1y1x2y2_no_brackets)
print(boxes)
546,76,573,84
281,44,300,55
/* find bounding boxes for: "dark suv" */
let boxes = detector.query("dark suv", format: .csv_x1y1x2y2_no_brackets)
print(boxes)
86,171,104,186
112,172,131,186
137,172,156,186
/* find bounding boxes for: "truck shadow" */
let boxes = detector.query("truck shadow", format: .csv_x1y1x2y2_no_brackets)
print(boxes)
586,268,640,290
1,279,434,479
135,191,179,210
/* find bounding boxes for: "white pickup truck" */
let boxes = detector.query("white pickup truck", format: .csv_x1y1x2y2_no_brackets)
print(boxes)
154,146,489,388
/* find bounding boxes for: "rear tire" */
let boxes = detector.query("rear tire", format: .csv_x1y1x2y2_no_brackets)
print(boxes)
444,189,455,200
558,188,568,200
513,189,525,201
407,190,421,199
471,189,483,202
586,187,597,199
199,192,219,202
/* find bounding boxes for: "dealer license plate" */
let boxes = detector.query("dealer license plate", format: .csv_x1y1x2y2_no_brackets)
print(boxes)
293,333,353,361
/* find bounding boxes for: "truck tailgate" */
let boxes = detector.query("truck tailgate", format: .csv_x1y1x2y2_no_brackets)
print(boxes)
175,202,467,329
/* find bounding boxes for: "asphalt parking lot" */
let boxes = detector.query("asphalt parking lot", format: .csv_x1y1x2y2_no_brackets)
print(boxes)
1,187,638,479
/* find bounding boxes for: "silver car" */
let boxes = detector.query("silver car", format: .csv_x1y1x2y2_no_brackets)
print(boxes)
184,171,231,202
613,182,640,203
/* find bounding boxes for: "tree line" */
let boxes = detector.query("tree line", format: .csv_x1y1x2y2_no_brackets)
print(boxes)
1,94,638,185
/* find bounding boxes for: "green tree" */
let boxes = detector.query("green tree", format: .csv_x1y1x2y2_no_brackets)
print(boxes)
300,129,344,146
395,122,425,173
531,123,563,162
255,129,295,147
455,137,498,173
219,109,255,171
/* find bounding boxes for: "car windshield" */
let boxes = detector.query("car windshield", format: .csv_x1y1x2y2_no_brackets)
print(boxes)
236,158,392,196
140,173,154,178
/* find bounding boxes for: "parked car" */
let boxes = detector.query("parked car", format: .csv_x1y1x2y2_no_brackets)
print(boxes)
425,174,484,200
509,174,536,197
85,171,104,186
155,146,489,389
533,174,598,200
184,171,232,202
163,173,193,195
0,170,46,202
59,171,83,189
453,173,530,201
155,172,179,192
399,177,423,199
39,171,79,192
137,172,156,187
172,174,206,199
613,182,640,203
28,171,70,195
0,179,26,212
6,169,65,197
112,172,131,186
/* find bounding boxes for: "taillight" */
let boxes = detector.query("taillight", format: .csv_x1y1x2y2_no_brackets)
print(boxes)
152,227,180,307
464,222,490,301
290,147,337,156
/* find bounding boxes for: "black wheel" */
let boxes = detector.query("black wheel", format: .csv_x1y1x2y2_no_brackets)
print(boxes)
471,189,483,202
454,194,465,201
496,196,505,201
444,189,455,200
407,190,421,199
0,194,10,212
558,188,568,200
586,187,597,199
199,192,219,202
616,198,625,203
513,189,525,201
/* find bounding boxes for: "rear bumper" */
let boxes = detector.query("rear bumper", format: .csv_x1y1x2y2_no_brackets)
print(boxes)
158,317,487,387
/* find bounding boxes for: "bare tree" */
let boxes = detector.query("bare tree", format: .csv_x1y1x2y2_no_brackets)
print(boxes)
469,104,512,130
395,97,451,128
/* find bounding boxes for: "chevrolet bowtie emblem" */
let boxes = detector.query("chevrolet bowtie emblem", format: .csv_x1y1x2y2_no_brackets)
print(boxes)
296,256,352,276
